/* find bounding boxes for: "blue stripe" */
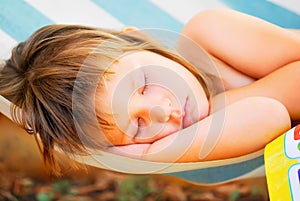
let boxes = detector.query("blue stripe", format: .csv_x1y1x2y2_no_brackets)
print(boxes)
221,0,300,28
0,0,53,42
167,155,264,184
92,0,183,32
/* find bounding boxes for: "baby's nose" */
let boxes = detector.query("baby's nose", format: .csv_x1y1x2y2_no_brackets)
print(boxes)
150,98,172,123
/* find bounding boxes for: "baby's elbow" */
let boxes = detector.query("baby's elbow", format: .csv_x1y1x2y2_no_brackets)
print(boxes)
266,97,291,127
256,97,291,141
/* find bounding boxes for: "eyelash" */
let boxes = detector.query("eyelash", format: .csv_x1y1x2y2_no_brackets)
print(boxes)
136,117,145,135
142,72,149,95
136,72,149,132
137,117,145,127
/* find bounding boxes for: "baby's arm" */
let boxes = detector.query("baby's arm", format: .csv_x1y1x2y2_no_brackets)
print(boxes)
182,8,300,122
107,97,290,162
181,8,300,79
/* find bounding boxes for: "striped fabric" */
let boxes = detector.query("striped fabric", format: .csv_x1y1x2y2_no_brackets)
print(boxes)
1,0,300,60
0,0,300,184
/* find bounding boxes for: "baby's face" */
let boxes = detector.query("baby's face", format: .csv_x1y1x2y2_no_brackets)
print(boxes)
95,51,209,145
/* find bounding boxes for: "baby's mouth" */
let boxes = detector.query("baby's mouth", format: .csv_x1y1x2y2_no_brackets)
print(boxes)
182,97,192,128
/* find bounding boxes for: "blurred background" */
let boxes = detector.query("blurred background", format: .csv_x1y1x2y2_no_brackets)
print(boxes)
1,0,300,200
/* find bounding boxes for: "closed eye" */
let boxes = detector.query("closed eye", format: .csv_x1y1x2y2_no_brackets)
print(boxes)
141,72,150,95
135,117,146,137
137,117,146,127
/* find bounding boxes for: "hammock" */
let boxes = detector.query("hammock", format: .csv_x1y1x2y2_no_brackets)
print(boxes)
0,0,299,191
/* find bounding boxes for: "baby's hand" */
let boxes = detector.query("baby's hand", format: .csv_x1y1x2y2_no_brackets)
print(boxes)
106,143,151,160
105,129,189,162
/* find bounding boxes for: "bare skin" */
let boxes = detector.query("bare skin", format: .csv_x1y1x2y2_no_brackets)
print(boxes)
183,9,300,121
105,9,300,162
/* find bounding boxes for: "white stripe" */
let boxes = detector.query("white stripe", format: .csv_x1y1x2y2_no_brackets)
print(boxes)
0,96,12,121
24,0,124,29
150,0,227,24
0,29,17,60
268,0,300,15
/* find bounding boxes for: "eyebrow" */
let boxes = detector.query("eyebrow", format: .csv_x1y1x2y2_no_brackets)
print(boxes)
121,69,141,137
122,67,147,136
132,69,141,92
104,68,144,141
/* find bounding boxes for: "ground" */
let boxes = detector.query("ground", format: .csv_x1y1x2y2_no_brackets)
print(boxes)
0,163,269,201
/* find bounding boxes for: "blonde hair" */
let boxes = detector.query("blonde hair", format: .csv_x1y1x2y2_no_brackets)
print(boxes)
0,24,213,174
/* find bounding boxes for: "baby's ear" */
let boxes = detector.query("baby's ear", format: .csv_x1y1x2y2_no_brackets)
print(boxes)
121,26,138,33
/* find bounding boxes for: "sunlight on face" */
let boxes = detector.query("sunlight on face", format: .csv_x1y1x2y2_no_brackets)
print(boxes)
95,51,209,146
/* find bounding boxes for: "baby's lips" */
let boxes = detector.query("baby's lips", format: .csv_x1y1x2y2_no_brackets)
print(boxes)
182,97,192,128
182,112,192,128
